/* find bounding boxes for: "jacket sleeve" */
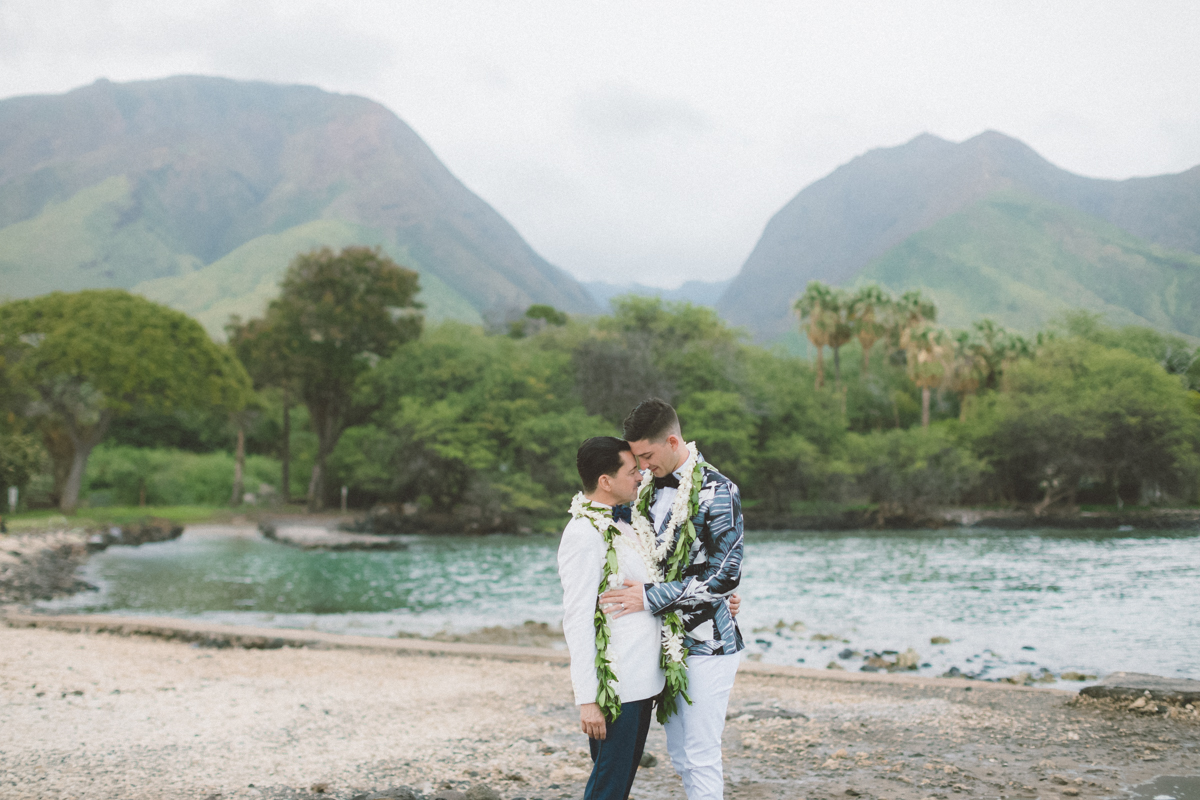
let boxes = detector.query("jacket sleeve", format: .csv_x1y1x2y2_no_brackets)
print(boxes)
644,480,743,617
557,518,605,706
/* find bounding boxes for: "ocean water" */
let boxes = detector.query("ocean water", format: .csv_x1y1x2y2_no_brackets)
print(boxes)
38,525,1200,684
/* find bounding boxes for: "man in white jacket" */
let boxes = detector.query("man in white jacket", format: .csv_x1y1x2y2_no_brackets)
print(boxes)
558,436,663,800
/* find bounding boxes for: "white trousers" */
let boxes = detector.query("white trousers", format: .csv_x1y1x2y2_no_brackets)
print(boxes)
664,652,740,800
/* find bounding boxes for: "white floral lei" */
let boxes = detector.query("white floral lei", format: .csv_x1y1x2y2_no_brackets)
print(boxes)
568,492,687,663
631,441,700,565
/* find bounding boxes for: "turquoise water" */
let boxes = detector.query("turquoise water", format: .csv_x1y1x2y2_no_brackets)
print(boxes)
39,526,1200,683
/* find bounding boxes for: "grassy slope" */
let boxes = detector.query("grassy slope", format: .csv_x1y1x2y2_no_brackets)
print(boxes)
857,190,1200,337
0,175,483,333
0,176,199,297
132,219,482,338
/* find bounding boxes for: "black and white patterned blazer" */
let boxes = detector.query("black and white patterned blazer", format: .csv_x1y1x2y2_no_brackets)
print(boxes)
643,461,745,656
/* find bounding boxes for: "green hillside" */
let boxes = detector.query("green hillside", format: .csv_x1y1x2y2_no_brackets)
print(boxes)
719,131,1200,342
0,76,595,322
0,176,201,296
132,219,481,337
857,190,1200,338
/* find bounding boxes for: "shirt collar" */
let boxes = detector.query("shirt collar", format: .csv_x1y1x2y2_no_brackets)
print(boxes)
673,450,702,481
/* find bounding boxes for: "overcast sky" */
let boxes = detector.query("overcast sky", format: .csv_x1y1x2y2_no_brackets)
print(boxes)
2,1,1199,288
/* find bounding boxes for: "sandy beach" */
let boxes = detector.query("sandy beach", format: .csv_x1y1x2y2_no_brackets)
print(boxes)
1,620,1197,800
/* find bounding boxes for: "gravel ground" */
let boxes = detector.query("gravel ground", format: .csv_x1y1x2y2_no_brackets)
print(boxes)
1,624,1196,800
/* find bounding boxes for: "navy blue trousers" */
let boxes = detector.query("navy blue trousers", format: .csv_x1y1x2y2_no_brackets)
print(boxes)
584,699,653,800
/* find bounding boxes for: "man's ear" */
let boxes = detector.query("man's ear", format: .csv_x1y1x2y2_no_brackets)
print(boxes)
666,433,681,449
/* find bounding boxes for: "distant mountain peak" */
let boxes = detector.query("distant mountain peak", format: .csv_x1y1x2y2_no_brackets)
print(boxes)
0,75,596,326
718,132,1200,341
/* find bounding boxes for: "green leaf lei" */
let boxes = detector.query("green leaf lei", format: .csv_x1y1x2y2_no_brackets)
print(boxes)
589,512,623,723
635,452,710,723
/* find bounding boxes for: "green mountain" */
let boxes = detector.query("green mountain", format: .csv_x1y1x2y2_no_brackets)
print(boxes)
718,131,1200,340
0,76,595,333
858,191,1200,337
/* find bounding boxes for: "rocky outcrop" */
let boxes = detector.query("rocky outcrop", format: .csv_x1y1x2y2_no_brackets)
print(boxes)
259,522,408,551
344,506,532,536
1081,672,1200,706
0,530,93,602
0,519,183,603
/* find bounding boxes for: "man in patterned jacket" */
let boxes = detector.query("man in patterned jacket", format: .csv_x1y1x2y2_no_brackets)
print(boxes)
601,397,744,800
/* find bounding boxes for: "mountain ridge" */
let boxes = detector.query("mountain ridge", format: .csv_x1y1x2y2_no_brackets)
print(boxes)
718,131,1200,340
0,76,596,324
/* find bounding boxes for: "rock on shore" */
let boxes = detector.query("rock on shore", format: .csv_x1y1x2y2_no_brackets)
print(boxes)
0,519,182,603
260,523,409,551
0,530,93,602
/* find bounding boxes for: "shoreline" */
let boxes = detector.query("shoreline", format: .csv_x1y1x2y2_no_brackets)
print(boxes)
0,610,1071,694
743,507,1200,532
1,618,1196,800
6,505,1200,542
7,523,1198,690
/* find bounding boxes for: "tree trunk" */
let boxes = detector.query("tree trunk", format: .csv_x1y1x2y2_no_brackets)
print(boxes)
59,445,92,514
921,386,931,428
814,346,825,390
40,424,74,508
1034,484,1069,516
230,423,245,506
307,412,338,512
58,413,110,514
832,346,842,391
307,458,324,512
281,391,291,504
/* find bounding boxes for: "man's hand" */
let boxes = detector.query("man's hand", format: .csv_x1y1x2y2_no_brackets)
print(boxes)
580,702,606,740
730,592,741,617
600,579,645,619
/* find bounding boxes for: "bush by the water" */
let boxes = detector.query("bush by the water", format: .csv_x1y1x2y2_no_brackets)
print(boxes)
81,446,281,507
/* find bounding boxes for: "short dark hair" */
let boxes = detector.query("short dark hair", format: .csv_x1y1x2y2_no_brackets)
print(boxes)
576,436,632,492
622,398,680,443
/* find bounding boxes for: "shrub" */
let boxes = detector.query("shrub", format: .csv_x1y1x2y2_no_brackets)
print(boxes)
83,445,280,506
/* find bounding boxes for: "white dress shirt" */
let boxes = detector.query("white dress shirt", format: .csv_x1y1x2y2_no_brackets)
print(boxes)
558,507,665,706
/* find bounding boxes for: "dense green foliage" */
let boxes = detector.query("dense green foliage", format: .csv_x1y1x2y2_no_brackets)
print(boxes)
964,340,1200,509
82,445,281,507
0,290,252,512
4,272,1198,522
325,293,1199,520
227,246,423,510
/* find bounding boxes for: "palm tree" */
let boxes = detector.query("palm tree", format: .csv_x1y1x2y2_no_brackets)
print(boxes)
892,289,938,347
946,330,986,420
848,285,891,378
825,287,854,393
971,319,1033,391
795,282,837,390
904,323,949,428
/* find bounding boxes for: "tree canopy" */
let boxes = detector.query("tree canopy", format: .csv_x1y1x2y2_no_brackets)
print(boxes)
0,290,252,511
227,246,423,510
